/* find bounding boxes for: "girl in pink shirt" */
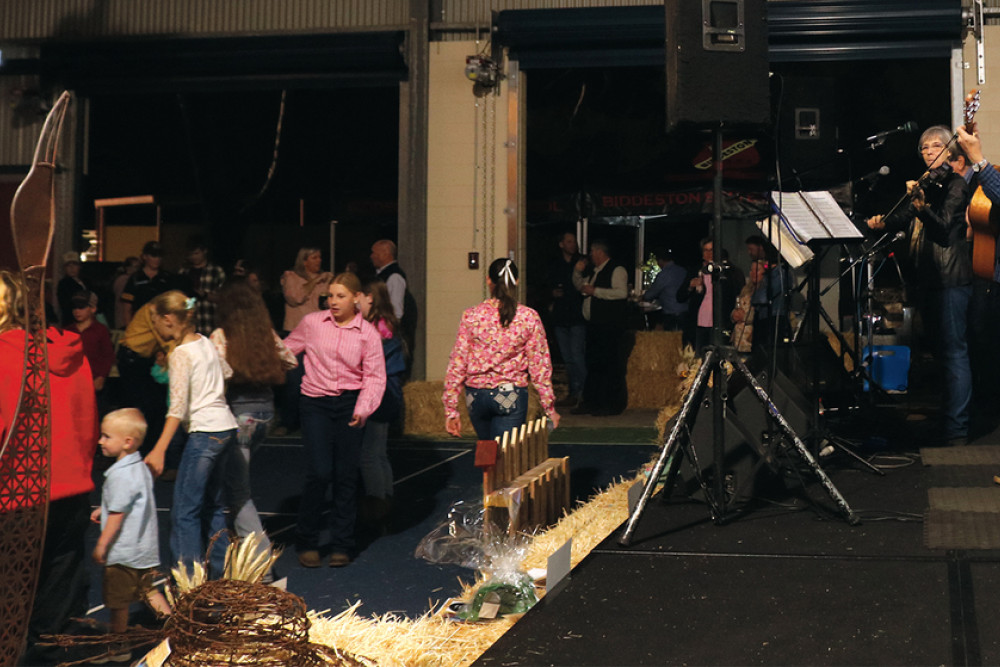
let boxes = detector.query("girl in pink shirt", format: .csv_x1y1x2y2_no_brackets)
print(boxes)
283,273,385,568
443,258,560,440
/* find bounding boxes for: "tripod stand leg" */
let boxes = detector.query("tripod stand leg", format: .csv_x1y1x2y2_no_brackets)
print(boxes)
825,435,885,476
733,357,861,525
619,349,716,546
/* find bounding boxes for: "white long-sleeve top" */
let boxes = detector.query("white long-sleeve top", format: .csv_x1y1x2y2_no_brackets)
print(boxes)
166,334,238,433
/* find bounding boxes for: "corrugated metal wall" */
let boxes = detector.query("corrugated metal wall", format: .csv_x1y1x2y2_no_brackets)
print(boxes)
0,0,411,41
0,0,655,41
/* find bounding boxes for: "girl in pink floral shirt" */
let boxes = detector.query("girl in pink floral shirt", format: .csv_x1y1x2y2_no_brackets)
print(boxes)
443,258,561,439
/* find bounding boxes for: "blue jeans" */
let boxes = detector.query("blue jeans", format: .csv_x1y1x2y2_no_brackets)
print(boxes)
465,386,528,441
554,324,587,397
297,392,364,553
171,429,235,577
932,286,972,438
224,411,272,562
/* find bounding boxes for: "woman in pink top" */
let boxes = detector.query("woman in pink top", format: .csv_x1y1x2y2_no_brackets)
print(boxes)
283,272,385,569
443,258,561,440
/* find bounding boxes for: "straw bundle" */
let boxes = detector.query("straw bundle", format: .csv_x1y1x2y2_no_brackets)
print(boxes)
309,605,514,667
403,381,542,437
626,331,685,409
308,475,643,667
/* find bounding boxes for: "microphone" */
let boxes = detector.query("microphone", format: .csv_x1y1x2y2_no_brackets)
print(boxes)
866,121,918,144
856,165,890,185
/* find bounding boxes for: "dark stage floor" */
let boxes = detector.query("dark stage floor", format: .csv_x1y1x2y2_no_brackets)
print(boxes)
475,398,1000,667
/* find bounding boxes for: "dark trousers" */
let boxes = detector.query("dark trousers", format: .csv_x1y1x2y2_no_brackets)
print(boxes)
969,278,1000,409
278,353,306,431
20,494,90,665
115,347,167,454
582,324,629,413
297,392,363,554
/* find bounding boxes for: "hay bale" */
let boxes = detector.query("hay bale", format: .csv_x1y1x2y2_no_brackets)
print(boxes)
626,331,685,409
403,381,542,438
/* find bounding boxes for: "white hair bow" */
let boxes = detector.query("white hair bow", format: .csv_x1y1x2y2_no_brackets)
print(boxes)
498,259,517,287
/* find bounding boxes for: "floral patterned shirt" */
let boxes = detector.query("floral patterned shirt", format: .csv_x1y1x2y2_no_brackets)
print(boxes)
443,299,556,421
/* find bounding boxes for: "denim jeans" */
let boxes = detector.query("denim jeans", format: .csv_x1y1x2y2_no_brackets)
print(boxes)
360,420,393,499
171,429,235,577
465,386,528,441
297,392,363,553
932,286,972,438
224,411,272,560
554,324,587,397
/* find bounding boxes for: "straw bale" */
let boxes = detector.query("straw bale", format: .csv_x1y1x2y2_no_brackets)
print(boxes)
627,331,684,373
626,332,685,409
309,605,513,667
403,381,542,437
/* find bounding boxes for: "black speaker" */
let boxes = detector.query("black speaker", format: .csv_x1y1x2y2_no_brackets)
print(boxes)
665,0,771,130
679,394,765,504
733,369,811,456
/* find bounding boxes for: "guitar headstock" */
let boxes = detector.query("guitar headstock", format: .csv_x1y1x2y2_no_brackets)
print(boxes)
965,88,981,133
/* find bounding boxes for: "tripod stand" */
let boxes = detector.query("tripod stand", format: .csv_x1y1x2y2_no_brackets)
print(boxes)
619,127,859,547
618,344,859,546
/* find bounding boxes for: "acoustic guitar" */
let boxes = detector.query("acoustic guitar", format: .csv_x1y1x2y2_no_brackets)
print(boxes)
962,89,1000,280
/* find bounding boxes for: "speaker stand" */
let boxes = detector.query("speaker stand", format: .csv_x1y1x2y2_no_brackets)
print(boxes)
618,344,859,547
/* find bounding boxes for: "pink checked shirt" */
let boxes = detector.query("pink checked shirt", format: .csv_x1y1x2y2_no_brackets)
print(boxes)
284,310,386,420
443,299,556,422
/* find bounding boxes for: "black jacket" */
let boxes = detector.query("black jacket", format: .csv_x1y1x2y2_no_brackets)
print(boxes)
880,172,971,289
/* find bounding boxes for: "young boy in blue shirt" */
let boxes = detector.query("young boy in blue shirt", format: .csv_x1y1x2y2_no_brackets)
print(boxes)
91,408,171,660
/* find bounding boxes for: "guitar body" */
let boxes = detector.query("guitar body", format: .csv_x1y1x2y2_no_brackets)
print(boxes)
969,181,999,280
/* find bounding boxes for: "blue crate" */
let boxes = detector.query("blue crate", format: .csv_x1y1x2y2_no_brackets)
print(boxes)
862,345,910,393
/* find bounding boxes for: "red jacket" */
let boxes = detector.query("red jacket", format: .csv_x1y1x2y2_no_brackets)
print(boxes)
0,327,99,501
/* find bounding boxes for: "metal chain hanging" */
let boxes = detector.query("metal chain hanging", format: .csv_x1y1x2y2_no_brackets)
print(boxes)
488,92,497,280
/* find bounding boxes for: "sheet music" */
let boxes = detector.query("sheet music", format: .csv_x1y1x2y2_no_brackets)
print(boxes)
770,191,863,244
756,215,814,268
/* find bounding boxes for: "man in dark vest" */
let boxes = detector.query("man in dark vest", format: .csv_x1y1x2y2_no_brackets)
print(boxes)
371,239,417,360
571,239,630,415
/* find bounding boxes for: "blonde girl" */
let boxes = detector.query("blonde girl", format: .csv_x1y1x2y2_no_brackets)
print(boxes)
144,290,237,576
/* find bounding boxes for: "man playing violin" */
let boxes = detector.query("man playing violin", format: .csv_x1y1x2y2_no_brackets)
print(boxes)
866,125,973,446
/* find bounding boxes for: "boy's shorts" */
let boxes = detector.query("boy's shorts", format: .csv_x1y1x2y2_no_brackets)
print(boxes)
103,564,158,610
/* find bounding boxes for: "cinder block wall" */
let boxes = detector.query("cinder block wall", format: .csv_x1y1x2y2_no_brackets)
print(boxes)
425,41,510,380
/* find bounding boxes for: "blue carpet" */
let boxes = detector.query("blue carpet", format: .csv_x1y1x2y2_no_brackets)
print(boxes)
83,435,656,623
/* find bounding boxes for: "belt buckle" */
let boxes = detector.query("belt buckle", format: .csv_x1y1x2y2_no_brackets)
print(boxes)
498,382,515,393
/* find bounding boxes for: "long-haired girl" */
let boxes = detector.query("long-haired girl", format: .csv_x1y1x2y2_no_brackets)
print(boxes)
283,273,386,568
357,280,406,529
210,279,297,576
443,258,560,440
144,290,237,576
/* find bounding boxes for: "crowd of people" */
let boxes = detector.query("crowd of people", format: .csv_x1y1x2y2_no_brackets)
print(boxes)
5,115,999,661
0,237,414,663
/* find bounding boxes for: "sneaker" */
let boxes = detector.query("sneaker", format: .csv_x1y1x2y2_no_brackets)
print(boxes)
328,552,351,568
297,550,321,568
